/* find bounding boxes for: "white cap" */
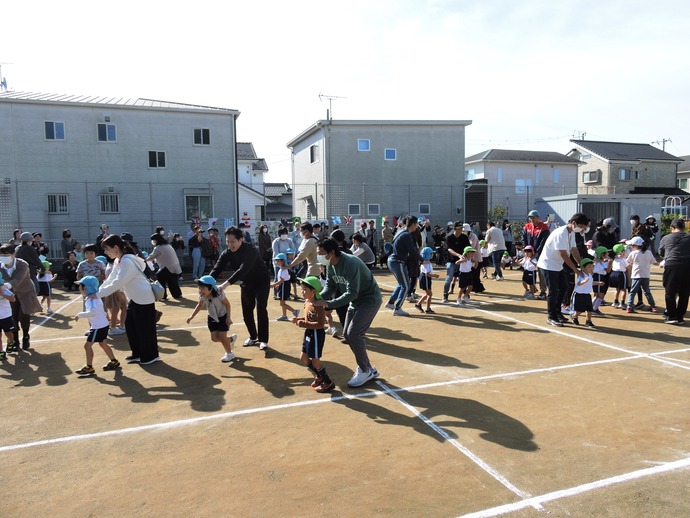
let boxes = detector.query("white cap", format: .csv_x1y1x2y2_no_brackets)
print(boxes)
627,236,644,246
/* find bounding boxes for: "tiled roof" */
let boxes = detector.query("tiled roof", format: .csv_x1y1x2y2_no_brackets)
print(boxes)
465,149,580,164
677,155,690,173
264,183,292,197
570,140,681,162
629,187,690,196
236,142,258,160
0,91,238,113
253,159,268,172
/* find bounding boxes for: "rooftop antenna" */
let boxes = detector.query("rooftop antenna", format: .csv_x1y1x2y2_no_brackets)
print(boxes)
652,138,671,151
318,92,346,120
0,63,10,92
572,130,586,140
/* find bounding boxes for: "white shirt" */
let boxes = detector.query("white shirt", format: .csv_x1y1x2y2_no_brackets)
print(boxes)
420,262,434,276
537,225,577,271
0,287,13,319
484,226,506,253
76,297,110,330
98,254,155,304
574,272,593,294
611,257,628,272
521,257,538,272
626,250,656,278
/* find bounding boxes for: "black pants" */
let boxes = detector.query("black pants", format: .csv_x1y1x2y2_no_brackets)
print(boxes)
125,301,159,362
544,269,567,320
663,265,690,322
10,299,31,341
156,267,182,299
241,281,270,343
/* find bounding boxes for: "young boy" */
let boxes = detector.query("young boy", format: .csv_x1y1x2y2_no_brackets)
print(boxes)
501,251,512,270
607,243,628,313
415,247,439,313
456,246,478,305
479,240,490,278
76,244,106,282
73,276,120,375
187,275,237,362
37,260,57,314
292,276,333,393
571,258,604,328
0,278,16,360
271,253,299,321
518,245,538,298
592,247,612,312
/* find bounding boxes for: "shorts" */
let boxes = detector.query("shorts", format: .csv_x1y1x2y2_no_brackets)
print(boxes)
419,275,432,291
86,325,110,343
208,314,230,333
37,282,51,297
0,316,15,333
522,270,536,286
572,293,594,313
277,281,291,301
609,271,627,290
593,273,609,294
103,291,127,310
302,328,326,358
458,271,473,289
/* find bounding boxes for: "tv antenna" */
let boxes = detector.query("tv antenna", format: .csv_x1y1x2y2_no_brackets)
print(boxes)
0,63,11,92
572,130,587,140
318,92,346,120
652,138,671,151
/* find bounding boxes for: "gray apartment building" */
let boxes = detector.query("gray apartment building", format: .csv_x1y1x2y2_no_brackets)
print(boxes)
286,119,471,229
0,91,240,255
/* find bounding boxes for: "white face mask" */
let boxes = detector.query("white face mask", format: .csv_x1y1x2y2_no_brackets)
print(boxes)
630,220,636,226
0,256,13,266
262,229,268,233
151,241,157,247
159,230,164,236
280,235,287,241
317,254,330,266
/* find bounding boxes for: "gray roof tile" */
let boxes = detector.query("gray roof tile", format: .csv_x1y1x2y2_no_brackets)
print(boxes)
465,149,580,164
570,140,681,162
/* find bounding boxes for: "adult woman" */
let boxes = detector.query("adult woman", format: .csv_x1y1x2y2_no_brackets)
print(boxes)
0,244,43,350
62,251,78,291
258,224,273,270
15,232,44,294
10,229,22,247
351,233,376,269
97,234,160,364
148,233,183,299
60,229,75,259
210,227,271,350
188,225,207,280
502,220,515,257
32,232,49,257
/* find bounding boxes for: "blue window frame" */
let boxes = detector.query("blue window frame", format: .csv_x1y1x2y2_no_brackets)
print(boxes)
357,139,370,152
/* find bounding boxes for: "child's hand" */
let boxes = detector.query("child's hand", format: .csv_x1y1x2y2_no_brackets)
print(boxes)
226,319,233,327
74,315,79,322
186,316,193,324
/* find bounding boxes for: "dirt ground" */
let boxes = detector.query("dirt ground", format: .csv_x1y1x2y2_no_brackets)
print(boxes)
1,267,688,517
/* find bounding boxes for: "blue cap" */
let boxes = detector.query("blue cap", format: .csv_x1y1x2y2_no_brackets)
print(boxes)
141,251,149,259
286,248,294,254
75,275,99,295
196,275,217,287
421,247,433,261
274,253,287,261
96,255,107,265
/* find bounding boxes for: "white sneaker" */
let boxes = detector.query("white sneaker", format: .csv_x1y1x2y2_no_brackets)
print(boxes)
347,366,376,387
243,337,257,347
325,326,337,335
384,303,395,310
258,342,268,350
392,307,409,316
108,327,126,336
463,296,471,303
140,356,162,365
221,352,236,362
276,315,289,321
46,308,53,314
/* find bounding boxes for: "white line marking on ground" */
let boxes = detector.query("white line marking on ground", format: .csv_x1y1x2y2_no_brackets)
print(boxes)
376,380,542,510
458,456,690,518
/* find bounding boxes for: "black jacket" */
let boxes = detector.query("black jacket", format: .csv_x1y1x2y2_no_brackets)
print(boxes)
210,242,270,286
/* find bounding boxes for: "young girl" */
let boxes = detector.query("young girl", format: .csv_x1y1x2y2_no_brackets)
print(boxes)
606,243,629,313
592,246,612,313
0,278,16,360
415,247,439,313
571,258,604,328
37,261,57,314
186,275,237,362
501,251,512,270
456,246,478,306
625,236,658,313
271,253,299,321
73,276,120,375
518,245,538,298
479,240,490,279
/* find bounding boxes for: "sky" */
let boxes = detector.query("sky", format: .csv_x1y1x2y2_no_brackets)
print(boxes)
3,0,689,182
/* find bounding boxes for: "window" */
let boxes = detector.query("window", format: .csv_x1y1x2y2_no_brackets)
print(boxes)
679,178,688,190
357,139,370,152
554,167,559,184
45,121,65,140
193,128,210,145
97,123,117,142
148,151,166,168
535,166,540,184
419,203,431,215
384,148,397,161
99,193,120,214
367,203,380,216
497,167,503,183
619,168,632,181
515,179,533,194
582,170,599,183
185,195,212,221
47,194,69,214
310,144,319,164
466,168,475,181
348,204,361,216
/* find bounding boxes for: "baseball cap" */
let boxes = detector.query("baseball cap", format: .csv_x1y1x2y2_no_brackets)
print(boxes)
594,246,610,258
297,276,322,299
75,276,99,295
421,247,433,261
196,275,217,287
274,253,287,261
528,210,540,218
580,258,594,267
96,255,108,265
524,245,534,252
463,246,476,254
612,244,626,254
20,231,33,242
41,260,52,270
627,236,644,247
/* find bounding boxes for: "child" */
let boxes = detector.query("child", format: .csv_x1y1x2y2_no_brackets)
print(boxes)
591,247,612,312
186,275,237,362
570,258,604,328
456,246,478,305
37,260,57,314
73,242,85,263
98,255,128,337
606,243,628,314
292,276,333,393
513,243,525,269
286,248,300,301
77,243,106,282
415,247,440,313
0,278,16,359
479,240,489,278
271,253,299,321
73,276,120,375
625,236,658,313
501,251,512,270
518,245,538,298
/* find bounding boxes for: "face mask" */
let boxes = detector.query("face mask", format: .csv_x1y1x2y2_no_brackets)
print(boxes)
262,229,268,233
280,235,287,241
151,241,157,246
574,226,585,235
159,230,164,236
0,256,12,266
317,254,330,266
630,220,636,226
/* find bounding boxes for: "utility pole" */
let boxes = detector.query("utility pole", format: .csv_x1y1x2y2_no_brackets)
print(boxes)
652,138,672,151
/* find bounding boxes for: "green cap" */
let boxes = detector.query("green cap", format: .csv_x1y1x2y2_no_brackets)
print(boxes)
297,276,322,300
42,260,52,270
612,244,626,254
479,240,486,246
463,246,476,254
580,257,594,267
594,246,610,259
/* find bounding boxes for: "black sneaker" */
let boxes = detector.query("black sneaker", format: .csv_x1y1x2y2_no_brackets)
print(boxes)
557,314,569,323
592,309,604,316
125,355,141,363
635,301,645,309
547,318,564,327
571,315,580,325
585,320,596,328
103,359,121,371
6,341,18,353
21,338,30,350
0,351,6,361
425,308,436,314
76,365,95,376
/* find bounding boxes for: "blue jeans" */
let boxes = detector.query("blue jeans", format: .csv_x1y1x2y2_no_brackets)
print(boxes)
387,257,410,309
191,247,205,279
626,278,655,308
443,261,460,297
490,250,505,278
544,269,567,320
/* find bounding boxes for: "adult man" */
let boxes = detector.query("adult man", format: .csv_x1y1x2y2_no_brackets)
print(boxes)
658,219,690,325
314,237,382,387
464,223,484,293
287,222,320,277
522,210,550,298
484,221,506,281
442,222,471,302
238,222,253,245
15,232,44,294
366,220,377,250
537,213,590,326
211,226,271,350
